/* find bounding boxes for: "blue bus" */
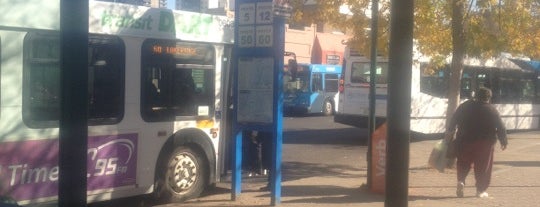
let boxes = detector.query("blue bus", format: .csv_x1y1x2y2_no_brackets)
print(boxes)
284,64,343,116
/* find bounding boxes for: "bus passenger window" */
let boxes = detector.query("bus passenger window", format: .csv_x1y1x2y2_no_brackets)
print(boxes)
23,33,61,127
460,72,472,99
144,67,166,109
141,39,215,121
375,64,389,84
536,77,540,104
87,35,125,124
23,33,125,128
521,80,535,102
0,36,1,117
311,73,322,92
324,74,339,92
172,68,214,116
172,69,196,114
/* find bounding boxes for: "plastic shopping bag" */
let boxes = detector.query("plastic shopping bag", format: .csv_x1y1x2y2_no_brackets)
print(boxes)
428,139,450,172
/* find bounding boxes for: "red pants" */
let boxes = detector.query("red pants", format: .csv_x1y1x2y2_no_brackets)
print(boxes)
456,138,495,192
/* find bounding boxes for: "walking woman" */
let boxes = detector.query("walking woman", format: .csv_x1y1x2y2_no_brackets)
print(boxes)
447,87,508,198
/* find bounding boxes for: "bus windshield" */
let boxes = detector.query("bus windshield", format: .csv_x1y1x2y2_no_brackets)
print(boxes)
284,65,310,93
283,64,343,115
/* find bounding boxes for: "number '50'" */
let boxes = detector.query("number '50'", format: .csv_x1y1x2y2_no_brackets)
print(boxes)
241,35,253,45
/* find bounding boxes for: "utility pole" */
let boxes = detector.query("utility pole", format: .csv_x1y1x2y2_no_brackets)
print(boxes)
367,0,379,189
59,1,88,206
385,0,413,206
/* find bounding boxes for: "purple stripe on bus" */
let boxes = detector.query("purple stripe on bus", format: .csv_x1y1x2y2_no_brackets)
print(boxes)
0,133,138,201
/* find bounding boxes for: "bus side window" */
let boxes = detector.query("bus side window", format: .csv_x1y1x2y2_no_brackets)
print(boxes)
375,64,389,84
0,36,1,118
460,71,473,99
87,35,125,124
522,79,535,103
312,73,322,92
141,39,216,121
141,65,174,121
23,33,61,127
498,73,521,104
144,67,164,108
23,33,125,128
324,74,339,92
172,69,196,114
536,76,540,104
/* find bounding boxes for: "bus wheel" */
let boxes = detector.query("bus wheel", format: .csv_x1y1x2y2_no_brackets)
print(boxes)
323,100,334,116
156,146,208,203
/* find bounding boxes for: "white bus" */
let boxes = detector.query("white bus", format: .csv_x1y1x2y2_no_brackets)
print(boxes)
0,1,233,205
334,46,540,134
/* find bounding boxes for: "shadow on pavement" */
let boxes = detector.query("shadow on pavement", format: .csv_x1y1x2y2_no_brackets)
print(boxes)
221,161,365,185
283,161,365,182
494,160,540,167
280,185,384,204
284,128,368,146
409,195,462,201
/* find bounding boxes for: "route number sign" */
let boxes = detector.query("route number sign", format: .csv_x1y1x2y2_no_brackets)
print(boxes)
237,1,273,48
238,3,255,25
256,25,273,47
256,2,273,24
238,26,255,47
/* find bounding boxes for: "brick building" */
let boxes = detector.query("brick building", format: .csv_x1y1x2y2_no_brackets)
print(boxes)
285,24,348,65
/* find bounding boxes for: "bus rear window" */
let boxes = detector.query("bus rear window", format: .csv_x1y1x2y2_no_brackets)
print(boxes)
350,62,388,84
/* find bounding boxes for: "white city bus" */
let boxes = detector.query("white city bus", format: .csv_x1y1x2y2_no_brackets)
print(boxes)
334,46,540,134
0,1,233,205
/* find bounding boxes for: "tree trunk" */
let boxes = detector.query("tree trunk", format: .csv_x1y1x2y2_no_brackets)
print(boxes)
446,0,466,128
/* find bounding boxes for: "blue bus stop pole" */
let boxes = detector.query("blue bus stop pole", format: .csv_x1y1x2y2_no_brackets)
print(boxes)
231,0,242,200
271,12,286,206
232,130,242,200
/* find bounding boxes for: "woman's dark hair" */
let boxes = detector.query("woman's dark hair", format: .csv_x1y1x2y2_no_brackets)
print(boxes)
476,87,492,103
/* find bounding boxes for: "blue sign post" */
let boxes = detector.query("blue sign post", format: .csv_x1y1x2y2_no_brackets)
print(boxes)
232,0,289,205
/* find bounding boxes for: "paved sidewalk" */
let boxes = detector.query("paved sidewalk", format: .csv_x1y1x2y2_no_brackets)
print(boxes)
159,131,540,207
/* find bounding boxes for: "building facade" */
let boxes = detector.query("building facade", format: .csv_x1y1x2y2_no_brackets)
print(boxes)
285,24,347,65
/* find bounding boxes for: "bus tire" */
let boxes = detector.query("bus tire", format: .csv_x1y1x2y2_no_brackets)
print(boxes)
156,146,208,203
323,100,334,116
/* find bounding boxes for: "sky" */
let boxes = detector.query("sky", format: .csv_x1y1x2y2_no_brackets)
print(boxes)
166,0,174,9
